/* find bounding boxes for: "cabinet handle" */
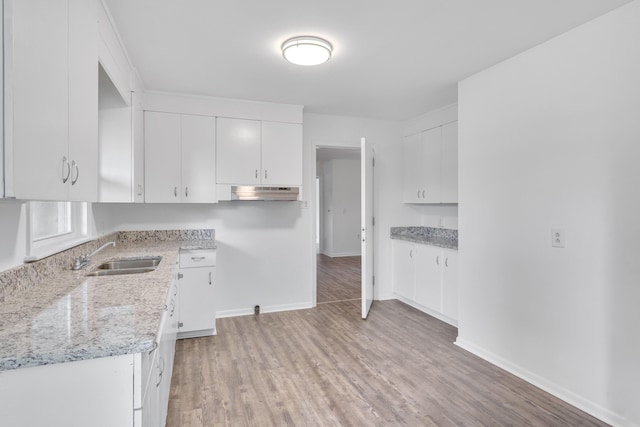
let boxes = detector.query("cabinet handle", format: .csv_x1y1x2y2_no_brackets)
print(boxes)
436,255,440,265
169,300,175,317
137,184,143,196
409,249,413,258
174,186,178,197
417,190,420,199
445,257,448,267
255,169,258,179
265,170,268,180
209,271,212,285
71,160,79,185
61,156,71,183
185,186,189,198
191,256,205,261
422,190,425,198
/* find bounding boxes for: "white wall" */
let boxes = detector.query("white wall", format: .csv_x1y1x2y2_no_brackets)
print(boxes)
93,202,312,317
457,2,640,425
319,157,361,257
0,201,28,272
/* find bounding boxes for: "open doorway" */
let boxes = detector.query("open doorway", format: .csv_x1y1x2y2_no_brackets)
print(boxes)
316,147,362,304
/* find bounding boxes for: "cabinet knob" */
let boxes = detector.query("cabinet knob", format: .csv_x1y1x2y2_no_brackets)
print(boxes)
61,156,71,183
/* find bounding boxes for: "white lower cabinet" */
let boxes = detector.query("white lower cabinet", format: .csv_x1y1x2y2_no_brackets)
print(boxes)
392,239,458,325
0,281,178,427
177,249,217,338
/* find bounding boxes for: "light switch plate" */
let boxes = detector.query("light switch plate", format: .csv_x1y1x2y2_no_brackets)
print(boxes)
551,228,565,248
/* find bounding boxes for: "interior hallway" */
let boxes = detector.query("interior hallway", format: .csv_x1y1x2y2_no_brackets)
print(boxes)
316,254,361,304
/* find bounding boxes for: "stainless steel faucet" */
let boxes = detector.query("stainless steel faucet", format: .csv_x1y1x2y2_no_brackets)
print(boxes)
71,241,116,270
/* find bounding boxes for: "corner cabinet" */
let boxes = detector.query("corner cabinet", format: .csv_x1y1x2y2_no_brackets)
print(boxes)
402,121,457,204
144,112,216,203
392,239,458,325
177,249,217,338
216,118,303,186
4,0,98,201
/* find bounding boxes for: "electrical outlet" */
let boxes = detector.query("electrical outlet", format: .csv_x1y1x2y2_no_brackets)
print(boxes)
551,228,565,248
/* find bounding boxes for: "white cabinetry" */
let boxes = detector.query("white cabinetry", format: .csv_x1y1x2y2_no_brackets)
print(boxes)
402,121,457,204
4,0,97,201
145,112,216,203
392,239,458,325
178,249,216,338
216,118,303,186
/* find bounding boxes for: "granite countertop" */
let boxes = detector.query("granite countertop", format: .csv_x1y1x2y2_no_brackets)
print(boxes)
390,226,458,250
0,237,214,372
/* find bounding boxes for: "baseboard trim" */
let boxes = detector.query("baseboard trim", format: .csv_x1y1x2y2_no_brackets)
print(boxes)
177,328,216,340
394,295,458,327
454,338,631,427
216,302,313,319
321,251,361,258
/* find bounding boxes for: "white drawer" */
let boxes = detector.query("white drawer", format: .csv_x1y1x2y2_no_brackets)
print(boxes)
179,250,216,268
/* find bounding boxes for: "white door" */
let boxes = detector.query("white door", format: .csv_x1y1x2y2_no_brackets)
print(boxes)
216,117,261,184
144,112,181,202
361,138,374,319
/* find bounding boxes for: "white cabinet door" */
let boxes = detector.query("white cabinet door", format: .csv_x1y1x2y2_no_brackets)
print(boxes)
414,245,443,312
442,250,458,321
11,0,69,200
261,122,303,186
392,240,415,300
179,267,216,332
441,122,458,203
68,0,98,202
216,117,261,184
145,112,181,202
402,133,423,203
422,127,442,203
181,115,216,202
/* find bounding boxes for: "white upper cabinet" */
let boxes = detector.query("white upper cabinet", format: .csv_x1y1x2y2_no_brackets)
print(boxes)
5,0,97,201
402,121,458,204
180,115,216,202
68,0,98,202
216,118,261,185
261,121,303,186
145,112,216,203
216,118,303,186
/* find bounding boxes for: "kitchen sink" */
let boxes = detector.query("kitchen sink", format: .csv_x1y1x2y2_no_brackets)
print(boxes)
97,256,162,270
86,256,162,277
86,267,156,277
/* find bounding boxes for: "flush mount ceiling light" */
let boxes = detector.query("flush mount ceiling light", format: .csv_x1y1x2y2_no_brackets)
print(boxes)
281,36,333,66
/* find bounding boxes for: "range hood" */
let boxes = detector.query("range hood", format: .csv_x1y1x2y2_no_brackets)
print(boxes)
231,186,300,201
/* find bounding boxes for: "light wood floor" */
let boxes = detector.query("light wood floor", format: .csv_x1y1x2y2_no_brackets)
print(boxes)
166,300,606,426
316,254,361,303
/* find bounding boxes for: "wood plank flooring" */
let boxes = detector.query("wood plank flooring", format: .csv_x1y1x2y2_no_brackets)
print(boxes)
316,254,361,303
166,300,607,426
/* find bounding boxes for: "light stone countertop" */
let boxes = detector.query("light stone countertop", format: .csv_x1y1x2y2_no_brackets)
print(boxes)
390,226,458,250
0,240,202,372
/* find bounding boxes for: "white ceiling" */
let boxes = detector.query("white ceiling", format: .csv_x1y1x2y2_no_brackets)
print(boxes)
105,0,632,121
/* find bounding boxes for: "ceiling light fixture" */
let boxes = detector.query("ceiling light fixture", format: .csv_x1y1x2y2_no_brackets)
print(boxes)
281,36,332,66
